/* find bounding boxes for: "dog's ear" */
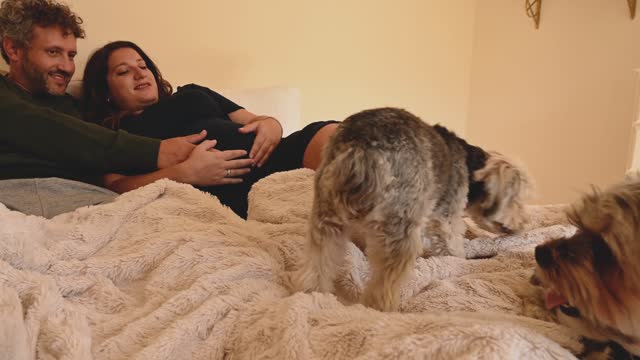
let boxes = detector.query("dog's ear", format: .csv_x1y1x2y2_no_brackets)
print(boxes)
568,188,613,235
570,211,613,235
591,235,619,275
474,152,532,211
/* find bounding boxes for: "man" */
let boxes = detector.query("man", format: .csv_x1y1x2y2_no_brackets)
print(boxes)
0,0,251,217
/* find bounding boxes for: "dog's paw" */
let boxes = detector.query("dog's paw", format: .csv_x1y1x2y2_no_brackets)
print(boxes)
361,289,399,312
289,267,333,295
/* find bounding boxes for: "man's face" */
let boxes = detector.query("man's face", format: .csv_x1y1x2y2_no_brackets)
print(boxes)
14,25,77,95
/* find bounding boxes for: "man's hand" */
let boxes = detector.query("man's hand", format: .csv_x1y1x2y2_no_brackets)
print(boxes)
238,117,283,167
157,130,207,168
176,140,254,185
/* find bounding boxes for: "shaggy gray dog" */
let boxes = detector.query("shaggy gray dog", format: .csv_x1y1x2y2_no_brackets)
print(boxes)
292,107,532,312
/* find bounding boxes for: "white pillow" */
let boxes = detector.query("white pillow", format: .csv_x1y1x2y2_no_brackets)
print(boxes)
218,86,300,136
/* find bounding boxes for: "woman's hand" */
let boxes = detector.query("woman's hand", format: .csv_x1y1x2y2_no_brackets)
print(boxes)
177,140,254,186
238,116,283,167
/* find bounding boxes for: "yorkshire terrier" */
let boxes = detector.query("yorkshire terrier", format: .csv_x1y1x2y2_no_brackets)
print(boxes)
533,179,640,358
292,107,532,311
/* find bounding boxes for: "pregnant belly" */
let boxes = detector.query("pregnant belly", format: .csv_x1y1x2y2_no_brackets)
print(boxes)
186,117,256,153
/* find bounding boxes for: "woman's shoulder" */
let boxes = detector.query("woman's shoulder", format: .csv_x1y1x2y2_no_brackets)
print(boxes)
168,84,223,109
176,83,208,91
176,83,221,96
139,83,232,123
174,84,237,104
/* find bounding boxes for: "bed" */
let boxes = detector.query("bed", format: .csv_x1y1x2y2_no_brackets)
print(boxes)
0,168,588,359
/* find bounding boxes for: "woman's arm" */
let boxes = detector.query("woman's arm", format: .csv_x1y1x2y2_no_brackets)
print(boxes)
180,85,282,167
228,108,261,125
103,140,254,193
228,109,283,167
104,167,184,194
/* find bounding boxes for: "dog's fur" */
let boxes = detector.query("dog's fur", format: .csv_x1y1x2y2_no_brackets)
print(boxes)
292,107,532,312
533,178,640,357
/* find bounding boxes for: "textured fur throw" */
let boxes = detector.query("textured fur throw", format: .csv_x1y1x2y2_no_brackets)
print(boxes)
0,170,585,359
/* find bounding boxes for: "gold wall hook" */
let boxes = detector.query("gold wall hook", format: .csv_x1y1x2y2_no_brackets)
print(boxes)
629,0,637,19
525,0,542,29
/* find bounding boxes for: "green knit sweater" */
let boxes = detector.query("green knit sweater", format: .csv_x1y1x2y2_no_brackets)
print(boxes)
0,75,160,184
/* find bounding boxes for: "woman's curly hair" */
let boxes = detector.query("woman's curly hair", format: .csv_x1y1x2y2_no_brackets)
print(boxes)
0,0,85,64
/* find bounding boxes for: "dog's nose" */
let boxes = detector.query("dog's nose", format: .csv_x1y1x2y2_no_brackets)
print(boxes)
535,246,553,268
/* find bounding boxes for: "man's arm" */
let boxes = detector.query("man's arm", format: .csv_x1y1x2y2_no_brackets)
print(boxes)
156,131,206,169
0,94,161,173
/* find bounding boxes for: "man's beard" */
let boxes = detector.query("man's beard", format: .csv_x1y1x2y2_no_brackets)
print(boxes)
21,57,70,96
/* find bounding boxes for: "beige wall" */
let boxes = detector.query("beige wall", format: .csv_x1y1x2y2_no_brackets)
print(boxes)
53,0,476,134
467,0,640,204
5,0,634,205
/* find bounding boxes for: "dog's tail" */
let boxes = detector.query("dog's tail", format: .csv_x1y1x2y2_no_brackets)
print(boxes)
318,146,390,218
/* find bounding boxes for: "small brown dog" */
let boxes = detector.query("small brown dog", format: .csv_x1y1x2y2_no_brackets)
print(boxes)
292,107,531,312
534,179,640,357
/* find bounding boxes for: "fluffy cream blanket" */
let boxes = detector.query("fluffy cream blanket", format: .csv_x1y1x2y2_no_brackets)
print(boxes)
0,169,582,360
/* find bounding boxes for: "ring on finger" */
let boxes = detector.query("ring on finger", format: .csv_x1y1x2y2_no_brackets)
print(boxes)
226,169,231,177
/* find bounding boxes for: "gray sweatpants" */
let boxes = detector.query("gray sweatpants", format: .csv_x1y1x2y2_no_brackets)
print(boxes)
0,178,117,218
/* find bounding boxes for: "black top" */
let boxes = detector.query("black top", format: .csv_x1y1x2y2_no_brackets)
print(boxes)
114,82,337,219
119,84,255,152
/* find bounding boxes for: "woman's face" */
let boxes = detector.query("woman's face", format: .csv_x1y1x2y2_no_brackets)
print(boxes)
106,47,159,114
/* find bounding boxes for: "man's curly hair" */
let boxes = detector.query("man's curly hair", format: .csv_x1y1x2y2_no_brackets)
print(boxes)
0,0,85,64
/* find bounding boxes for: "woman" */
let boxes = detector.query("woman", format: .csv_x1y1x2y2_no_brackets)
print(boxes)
81,41,338,218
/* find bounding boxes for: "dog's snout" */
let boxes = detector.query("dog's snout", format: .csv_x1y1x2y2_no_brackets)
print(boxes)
535,245,553,268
